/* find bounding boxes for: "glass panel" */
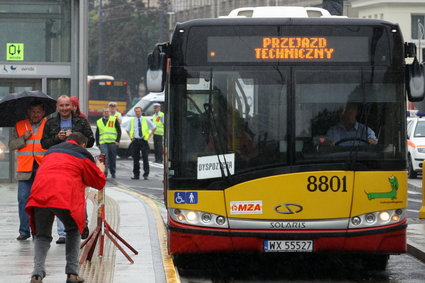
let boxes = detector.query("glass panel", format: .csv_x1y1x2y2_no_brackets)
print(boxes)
0,0,71,62
294,68,404,165
47,78,71,99
175,66,288,178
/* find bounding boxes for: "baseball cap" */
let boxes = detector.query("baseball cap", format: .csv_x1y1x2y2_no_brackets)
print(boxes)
108,101,117,107
153,103,161,107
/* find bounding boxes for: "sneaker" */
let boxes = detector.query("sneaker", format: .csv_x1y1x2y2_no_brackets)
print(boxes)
131,176,139,180
30,275,43,283
17,234,31,241
56,237,66,244
143,176,148,180
111,174,116,178
81,226,89,240
66,274,84,283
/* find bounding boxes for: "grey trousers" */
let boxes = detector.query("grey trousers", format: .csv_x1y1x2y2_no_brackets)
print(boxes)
32,207,81,277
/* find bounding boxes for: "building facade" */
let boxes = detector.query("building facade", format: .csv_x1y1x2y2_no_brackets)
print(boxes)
351,0,425,61
0,0,88,182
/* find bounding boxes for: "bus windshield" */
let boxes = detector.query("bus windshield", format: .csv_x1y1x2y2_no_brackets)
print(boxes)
89,79,128,101
172,65,404,179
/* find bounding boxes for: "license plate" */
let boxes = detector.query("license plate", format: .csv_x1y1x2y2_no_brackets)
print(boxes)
264,240,313,252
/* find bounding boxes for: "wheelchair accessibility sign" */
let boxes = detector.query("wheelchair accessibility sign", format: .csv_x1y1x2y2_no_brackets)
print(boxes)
174,192,198,204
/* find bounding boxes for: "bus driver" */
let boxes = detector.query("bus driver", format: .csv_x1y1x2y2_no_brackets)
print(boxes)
326,103,378,146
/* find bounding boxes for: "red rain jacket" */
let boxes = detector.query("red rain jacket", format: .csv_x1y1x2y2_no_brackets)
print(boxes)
26,140,106,233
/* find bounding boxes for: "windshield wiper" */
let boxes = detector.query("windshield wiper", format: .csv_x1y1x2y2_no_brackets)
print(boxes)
204,69,232,180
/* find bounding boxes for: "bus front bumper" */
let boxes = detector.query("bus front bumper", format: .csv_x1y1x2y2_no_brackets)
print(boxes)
168,220,407,255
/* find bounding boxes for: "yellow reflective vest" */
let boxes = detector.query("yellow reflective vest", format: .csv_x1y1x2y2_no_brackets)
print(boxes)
152,111,164,136
96,116,118,144
129,116,150,141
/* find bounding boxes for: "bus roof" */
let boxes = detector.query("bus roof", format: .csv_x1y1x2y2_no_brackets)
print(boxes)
174,17,398,30
223,6,333,18
88,75,114,81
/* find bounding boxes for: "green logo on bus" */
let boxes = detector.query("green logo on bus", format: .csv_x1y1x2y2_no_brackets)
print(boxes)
365,176,398,200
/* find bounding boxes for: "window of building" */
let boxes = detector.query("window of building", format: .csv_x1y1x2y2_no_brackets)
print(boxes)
412,14,425,40
47,78,71,99
0,0,71,62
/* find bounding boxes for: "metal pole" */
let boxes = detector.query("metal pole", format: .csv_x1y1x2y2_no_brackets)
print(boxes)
418,20,424,62
97,0,103,74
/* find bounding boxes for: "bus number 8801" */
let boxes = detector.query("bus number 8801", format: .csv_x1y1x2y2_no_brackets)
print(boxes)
307,176,347,192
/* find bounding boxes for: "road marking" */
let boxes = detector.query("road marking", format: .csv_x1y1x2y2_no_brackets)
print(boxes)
409,191,422,195
409,198,423,203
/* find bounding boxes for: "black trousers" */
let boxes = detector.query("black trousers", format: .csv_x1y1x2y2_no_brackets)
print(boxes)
153,135,163,163
131,139,149,177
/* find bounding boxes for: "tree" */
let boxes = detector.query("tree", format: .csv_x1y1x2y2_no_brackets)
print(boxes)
88,1,165,101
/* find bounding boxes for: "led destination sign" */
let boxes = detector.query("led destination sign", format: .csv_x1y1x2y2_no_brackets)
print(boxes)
255,37,334,60
207,36,369,63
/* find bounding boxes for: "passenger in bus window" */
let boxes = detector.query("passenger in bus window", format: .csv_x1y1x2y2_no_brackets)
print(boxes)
108,101,122,124
326,103,378,146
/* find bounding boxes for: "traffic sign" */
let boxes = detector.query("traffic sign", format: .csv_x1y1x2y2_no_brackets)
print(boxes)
6,43,24,61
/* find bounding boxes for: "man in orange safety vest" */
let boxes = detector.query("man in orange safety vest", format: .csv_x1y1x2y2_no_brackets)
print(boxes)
9,100,47,241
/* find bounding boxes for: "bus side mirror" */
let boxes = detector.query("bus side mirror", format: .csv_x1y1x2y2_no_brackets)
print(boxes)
406,58,425,102
147,45,168,92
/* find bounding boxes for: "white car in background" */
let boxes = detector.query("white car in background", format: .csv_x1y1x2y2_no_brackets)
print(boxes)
407,115,425,178
117,92,165,158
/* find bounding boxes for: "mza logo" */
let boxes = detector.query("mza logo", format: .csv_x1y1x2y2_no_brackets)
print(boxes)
230,200,262,215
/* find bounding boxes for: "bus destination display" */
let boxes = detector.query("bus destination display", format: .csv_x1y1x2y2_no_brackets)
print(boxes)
208,36,369,63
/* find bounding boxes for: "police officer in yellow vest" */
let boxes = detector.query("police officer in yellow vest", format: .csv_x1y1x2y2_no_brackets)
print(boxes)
126,106,156,180
152,103,164,163
95,107,121,178
9,101,47,240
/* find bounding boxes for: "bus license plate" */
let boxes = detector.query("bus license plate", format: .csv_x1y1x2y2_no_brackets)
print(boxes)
264,240,313,252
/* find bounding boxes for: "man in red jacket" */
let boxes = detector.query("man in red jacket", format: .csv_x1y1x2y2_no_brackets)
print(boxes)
26,132,106,283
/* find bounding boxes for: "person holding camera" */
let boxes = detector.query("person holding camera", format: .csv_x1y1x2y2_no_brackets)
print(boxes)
26,132,106,283
41,94,95,244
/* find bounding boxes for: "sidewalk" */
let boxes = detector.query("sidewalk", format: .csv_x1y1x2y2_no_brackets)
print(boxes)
0,182,169,283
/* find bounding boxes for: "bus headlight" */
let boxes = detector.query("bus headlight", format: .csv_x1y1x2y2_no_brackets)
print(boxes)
351,216,361,226
349,209,405,228
169,208,228,228
187,211,197,221
379,211,391,222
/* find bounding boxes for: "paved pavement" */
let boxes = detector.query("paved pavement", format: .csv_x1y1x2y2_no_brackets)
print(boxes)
1,180,425,283
0,182,176,283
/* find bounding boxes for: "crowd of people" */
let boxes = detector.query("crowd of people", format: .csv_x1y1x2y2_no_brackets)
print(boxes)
8,94,164,283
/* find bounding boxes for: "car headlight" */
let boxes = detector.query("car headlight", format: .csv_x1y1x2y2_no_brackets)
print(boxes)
349,209,404,228
417,148,425,153
169,208,228,228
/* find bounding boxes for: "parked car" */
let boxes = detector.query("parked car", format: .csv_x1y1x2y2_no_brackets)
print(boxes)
407,116,425,178
117,92,165,158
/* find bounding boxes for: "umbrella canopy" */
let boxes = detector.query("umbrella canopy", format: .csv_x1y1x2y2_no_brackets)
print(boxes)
0,90,56,127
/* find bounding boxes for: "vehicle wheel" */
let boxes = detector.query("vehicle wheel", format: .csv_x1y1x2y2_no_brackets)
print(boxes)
117,149,130,159
361,254,389,271
408,155,418,179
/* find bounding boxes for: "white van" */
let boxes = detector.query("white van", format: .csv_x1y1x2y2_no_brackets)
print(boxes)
117,92,165,158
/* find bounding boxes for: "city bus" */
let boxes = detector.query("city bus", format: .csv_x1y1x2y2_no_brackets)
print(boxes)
87,75,129,122
146,10,425,270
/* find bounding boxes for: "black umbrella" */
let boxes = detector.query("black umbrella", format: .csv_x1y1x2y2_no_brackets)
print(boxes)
0,90,56,127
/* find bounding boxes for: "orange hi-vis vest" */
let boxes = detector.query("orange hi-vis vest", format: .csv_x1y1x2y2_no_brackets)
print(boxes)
16,119,47,172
